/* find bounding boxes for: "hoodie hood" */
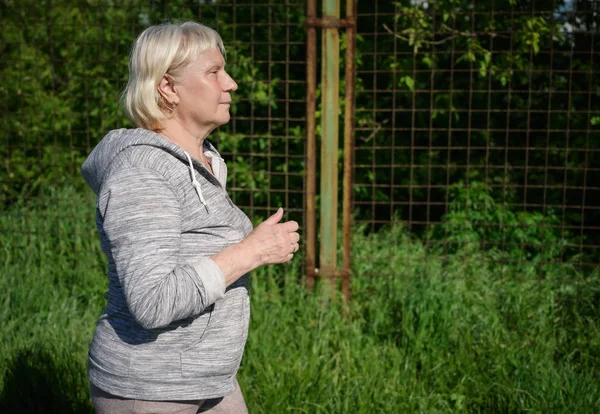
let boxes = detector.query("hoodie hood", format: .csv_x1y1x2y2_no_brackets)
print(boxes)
81,128,227,210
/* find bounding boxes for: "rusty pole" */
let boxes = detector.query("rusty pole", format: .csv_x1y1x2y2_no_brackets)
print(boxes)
305,0,317,291
320,0,341,287
341,0,356,303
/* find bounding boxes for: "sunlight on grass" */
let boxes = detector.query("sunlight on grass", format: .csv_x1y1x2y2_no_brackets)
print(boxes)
1,186,599,413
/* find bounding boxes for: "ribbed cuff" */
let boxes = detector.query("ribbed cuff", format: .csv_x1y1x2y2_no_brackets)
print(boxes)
192,257,226,306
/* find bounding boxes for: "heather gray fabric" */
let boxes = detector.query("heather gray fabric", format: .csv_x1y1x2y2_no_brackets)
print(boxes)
81,128,254,400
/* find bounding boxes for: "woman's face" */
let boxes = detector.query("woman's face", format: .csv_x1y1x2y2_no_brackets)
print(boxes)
175,48,238,133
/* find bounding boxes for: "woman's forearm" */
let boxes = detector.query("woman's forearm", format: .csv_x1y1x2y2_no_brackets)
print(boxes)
211,240,260,286
210,208,300,286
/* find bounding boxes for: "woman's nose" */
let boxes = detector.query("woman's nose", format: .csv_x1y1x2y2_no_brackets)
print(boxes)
224,73,238,92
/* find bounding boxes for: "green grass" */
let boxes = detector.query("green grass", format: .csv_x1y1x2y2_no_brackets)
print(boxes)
1,186,599,413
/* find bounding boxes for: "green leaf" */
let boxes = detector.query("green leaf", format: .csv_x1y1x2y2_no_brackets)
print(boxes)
400,76,415,91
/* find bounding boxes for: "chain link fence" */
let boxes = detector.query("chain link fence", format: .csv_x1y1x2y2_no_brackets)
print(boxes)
354,0,599,281
1,0,307,275
1,0,598,285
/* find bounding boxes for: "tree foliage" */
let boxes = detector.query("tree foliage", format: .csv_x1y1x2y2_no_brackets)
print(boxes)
352,0,599,263
1,0,598,264
0,0,294,208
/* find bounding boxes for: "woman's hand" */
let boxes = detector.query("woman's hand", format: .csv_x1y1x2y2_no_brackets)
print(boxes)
244,207,300,266
211,208,300,286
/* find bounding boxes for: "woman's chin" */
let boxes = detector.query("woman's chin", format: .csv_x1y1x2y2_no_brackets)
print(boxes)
218,114,231,125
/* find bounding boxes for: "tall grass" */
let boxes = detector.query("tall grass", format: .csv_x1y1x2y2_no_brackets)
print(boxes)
1,186,599,413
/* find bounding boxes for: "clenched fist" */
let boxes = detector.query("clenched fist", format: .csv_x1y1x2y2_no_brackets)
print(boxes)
211,208,301,286
245,207,300,265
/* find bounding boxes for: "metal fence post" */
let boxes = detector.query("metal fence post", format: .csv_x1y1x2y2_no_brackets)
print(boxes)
305,0,318,291
320,0,341,287
341,0,356,303
305,0,355,301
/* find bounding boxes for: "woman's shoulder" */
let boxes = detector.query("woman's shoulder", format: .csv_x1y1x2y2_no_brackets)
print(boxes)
119,143,181,171
98,128,186,178
98,140,189,204
84,128,184,188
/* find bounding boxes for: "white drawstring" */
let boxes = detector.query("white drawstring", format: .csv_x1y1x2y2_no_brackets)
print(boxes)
183,150,209,214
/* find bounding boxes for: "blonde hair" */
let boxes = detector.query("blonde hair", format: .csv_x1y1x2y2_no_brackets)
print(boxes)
123,22,225,130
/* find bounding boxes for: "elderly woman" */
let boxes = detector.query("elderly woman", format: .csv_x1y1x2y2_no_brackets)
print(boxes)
81,21,299,413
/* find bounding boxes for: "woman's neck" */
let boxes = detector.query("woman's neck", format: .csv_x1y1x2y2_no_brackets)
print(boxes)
157,119,212,160
156,119,214,172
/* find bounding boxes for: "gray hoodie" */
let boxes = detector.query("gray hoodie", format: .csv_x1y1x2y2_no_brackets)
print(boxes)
81,128,253,400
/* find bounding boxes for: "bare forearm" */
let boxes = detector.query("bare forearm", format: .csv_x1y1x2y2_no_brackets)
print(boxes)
211,241,259,286
211,208,300,287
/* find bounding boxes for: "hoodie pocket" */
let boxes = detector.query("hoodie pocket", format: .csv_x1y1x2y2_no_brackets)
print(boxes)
127,310,212,379
180,289,250,378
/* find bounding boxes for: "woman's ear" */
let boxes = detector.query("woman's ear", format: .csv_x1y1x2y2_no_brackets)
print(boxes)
157,75,178,106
